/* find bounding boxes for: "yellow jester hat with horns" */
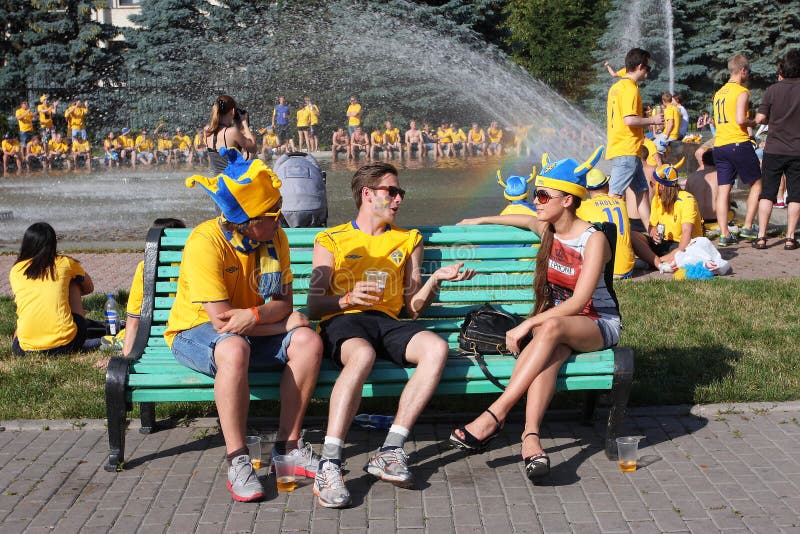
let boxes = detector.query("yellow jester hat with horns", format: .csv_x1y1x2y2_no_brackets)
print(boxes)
533,146,605,198
652,157,686,187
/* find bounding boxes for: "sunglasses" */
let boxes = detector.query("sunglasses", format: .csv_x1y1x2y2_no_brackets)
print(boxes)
532,189,566,204
251,208,282,223
643,64,652,74
368,185,406,199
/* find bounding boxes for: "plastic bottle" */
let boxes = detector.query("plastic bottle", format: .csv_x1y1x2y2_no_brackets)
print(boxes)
105,294,121,336
354,414,394,430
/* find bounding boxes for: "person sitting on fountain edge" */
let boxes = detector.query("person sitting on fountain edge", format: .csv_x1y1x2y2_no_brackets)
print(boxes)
165,149,324,502
306,162,476,508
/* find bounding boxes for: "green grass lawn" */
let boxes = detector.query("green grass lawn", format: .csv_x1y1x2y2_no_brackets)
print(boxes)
1,278,799,420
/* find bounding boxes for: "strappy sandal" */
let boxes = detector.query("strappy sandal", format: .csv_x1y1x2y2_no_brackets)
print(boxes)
449,408,503,453
522,432,550,480
753,237,768,250
785,238,799,251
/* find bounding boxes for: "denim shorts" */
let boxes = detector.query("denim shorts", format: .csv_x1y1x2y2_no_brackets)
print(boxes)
609,155,648,195
595,316,622,349
172,321,295,377
71,129,87,141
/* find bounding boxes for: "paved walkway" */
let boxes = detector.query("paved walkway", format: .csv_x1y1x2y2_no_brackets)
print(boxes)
1,402,799,533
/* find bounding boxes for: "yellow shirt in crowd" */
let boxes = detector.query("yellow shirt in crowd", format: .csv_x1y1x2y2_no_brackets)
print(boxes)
48,139,68,154
296,107,312,127
469,128,485,143
16,107,34,133
649,190,703,242
9,256,87,351
346,103,362,126
437,128,452,143
2,139,21,153
606,77,643,159
119,134,134,148
173,135,191,150
37,103,54,128
27,142,44,156
136,135,154,151
314,221,421,322
487,127,503,143
157,138,173,151
576,194,635,277
713,82,751,146
384,128,400,144
66,105,87,129
371,130,385,144
164,220,293,347
663,104,680,140
72,139,90,153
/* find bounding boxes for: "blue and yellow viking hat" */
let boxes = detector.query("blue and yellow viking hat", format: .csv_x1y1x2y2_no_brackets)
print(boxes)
497,167,536,201
652,157,685,187
533,146,604,199
185,147,282,224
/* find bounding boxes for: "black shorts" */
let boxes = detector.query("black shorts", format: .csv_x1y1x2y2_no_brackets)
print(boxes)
760,153,800,203
12,313,87,356
643,235,680,257
276,124,290,144
318,311,427,368
297,126,309,132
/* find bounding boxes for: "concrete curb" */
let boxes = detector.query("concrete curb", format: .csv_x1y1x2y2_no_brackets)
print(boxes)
7,402,796,433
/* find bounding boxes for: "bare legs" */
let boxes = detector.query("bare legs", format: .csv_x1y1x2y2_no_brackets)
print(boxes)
454,316,604,457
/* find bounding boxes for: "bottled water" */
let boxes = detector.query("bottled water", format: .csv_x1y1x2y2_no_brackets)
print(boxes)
354,414,394,429
105,294,121,336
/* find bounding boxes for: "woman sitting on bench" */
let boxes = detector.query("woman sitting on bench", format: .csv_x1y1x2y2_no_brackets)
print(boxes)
450,148,621,482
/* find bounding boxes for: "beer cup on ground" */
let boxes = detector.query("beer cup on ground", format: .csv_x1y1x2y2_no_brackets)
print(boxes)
246,435,262,469
616,436,640,472
272,454,298,492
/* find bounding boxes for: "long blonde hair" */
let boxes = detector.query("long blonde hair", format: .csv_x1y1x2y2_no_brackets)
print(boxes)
657,183,679,214
207,95,236,135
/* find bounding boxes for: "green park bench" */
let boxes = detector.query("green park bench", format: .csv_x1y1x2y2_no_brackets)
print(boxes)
105,224,633,472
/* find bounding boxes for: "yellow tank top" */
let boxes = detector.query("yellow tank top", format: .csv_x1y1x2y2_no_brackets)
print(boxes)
713,82,750,146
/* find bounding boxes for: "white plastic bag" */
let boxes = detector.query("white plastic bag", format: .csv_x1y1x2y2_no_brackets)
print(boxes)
674,237,731,276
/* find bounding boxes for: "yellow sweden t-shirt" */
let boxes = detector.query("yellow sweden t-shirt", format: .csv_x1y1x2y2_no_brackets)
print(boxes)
164,220,293,347
127,261,145,318
315,222,421,321
606,78,643,159
713,82,751,146
346,104,362,126
576,194,635,277
664,104,680,140
649,190,704,242
9,256,87,351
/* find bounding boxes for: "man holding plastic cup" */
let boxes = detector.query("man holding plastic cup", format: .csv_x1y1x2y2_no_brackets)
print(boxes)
307,162,475,508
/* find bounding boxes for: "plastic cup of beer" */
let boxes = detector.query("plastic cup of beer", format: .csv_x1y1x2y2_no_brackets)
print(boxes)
272,454,297,492
364,269,388,299
246,435,262,469
616,436,640,472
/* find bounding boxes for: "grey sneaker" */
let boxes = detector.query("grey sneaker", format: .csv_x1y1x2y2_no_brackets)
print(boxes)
313,460,351,508
271,440,320,479
739,224,758,240
227,455,266,502
364,447,414,488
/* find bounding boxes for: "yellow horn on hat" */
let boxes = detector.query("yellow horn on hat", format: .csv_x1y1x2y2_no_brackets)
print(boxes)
541,153,552,168
574,145,605,176
496,169,506,188
673,156,686,169
527,166,537,183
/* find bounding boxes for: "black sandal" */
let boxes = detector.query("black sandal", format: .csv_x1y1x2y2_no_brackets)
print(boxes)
522,432,550,480
753,237,768,250
785,238,799,251
449,408,503,453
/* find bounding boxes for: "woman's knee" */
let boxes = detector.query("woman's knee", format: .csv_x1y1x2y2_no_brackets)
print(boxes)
534,318,563,341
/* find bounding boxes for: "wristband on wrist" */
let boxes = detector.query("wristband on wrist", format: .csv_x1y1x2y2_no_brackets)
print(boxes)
341,292,351,308
249,306,261,324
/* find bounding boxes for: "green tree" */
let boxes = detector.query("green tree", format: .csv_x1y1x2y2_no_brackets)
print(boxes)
124,0,213,129
0,0,33,112
504,0,611,102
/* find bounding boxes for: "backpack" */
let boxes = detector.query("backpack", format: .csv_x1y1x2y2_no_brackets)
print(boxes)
273,151,327,227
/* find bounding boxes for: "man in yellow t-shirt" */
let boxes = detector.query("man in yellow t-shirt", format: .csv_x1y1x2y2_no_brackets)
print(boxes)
47,132,69,169
486,121,504,156
606,48,664,231
437,122,453,156
71,137,91,170
173,127,192,163
135,129,155,165
711,54,761,245
450,123,467,156
157,132,174,165
15,101,35,157
304,96,321,152
467,122,486,155
168,152,323,502
117,127,137,167
661,92,680,141
306,162,475,508
26,135,48,170
369,127,385,159
296,104,311,152
37,95,59,143
64,100,89,141
260,125,280,161
345,95,362,134
3,133,25,173
576,169,635,278
384,121,401,158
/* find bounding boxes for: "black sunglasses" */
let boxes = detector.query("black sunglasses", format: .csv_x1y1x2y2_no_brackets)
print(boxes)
368,185,406,199
532,189,566,204
643,64,652,74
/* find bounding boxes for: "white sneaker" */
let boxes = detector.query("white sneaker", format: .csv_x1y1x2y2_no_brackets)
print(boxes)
313,460,351,508
227,455,265,502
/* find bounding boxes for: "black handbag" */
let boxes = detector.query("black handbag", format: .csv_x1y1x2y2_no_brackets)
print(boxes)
458,303,531,390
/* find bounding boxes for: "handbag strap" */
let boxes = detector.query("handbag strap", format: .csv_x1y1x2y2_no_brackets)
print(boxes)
460,344,507,391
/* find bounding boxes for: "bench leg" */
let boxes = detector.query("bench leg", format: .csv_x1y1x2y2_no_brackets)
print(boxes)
139,402,157,434
582,391,598,426
605,347,634,459
105,356,130,472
